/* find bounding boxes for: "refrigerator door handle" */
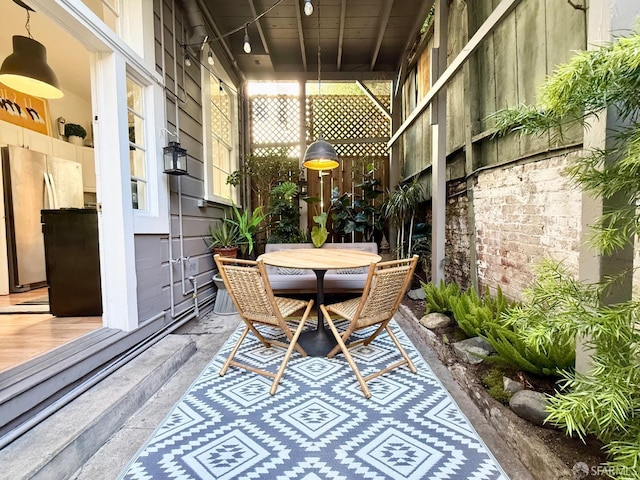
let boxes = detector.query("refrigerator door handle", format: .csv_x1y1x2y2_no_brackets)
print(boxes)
44,172,58,209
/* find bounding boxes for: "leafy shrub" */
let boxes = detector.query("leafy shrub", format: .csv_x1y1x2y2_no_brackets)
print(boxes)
421,280,460,314
483,323,573,377
424,273,574,377
268,182,302,243
450,288,492,338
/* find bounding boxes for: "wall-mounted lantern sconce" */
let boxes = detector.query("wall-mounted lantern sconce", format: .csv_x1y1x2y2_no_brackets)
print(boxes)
298,178,308,196
163,141,188,175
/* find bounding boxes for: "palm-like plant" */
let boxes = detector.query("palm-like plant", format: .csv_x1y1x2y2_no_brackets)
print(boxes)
382,177,425,259
226,203,266,256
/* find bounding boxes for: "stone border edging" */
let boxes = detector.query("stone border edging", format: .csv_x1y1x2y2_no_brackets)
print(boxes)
397,304,575,480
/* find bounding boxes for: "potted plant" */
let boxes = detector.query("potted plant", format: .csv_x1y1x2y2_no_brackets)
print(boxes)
64,123,87,146
226,203,266,257
205,220,242,258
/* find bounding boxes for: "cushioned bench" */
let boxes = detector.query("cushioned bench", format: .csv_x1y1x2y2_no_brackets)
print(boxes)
263,242,379,293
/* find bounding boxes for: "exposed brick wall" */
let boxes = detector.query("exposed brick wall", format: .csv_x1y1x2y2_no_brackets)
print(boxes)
420,180,471,290
445,181,471,290
473,154,582,301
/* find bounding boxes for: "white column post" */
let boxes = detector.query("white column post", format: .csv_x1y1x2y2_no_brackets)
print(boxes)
91,52,139,331
431,0,448,283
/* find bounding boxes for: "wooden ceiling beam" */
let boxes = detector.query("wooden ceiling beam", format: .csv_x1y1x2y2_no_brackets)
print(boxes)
337,0,347,71
370,0,394,71
248,0,272,57
295,0,308,71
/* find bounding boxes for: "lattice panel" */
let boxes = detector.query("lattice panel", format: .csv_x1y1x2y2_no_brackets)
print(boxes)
306,95,390,141
333,142,388,157
251,95,300,145
252,146,300,159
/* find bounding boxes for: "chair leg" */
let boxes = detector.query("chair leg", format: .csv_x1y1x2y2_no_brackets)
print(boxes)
220,325,250,376
247,323,272,348
386,325,417,373
269,306,311,395
323,307,371,399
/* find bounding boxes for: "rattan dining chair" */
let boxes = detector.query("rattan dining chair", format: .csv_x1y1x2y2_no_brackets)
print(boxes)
214,254,314,395
320,255,419,399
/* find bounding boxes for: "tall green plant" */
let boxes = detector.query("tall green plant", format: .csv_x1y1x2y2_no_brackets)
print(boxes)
330,163,384,241
227,152,301,215
383,177,425,259
268,182,303,243
226,203,266,256
492,29,640,474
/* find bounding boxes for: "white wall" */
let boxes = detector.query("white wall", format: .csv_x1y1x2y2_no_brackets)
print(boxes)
48,90,93,145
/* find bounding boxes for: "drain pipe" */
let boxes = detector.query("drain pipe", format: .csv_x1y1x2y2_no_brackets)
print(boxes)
182,0,208,46
189,275,199,317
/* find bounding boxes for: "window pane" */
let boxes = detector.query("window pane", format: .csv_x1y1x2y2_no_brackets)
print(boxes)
131,180,147,210
130,149,146,178
127,78,143,112
128,112,145,146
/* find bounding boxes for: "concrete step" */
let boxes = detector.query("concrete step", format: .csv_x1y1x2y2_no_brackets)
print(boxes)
0,334,198,480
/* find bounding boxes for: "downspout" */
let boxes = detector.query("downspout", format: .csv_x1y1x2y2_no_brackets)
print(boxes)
182,0,208,47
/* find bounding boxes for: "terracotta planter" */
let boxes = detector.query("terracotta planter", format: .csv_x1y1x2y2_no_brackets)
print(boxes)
213,247,238,259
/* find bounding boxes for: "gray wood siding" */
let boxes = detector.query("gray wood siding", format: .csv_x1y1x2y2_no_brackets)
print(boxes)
400,0,586,182
135,0,238,322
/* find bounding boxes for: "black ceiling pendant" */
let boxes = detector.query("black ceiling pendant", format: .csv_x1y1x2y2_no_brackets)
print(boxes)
0,1,63,99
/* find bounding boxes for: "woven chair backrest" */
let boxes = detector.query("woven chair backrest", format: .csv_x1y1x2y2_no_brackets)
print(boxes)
221,263,279,325
356,259,415,328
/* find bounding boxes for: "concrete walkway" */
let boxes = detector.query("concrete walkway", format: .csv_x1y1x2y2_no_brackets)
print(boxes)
1,308,534,480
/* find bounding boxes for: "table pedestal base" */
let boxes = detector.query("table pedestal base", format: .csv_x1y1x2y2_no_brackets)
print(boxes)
297,327,338,357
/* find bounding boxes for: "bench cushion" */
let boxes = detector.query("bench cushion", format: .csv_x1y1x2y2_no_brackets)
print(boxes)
263,242,378,292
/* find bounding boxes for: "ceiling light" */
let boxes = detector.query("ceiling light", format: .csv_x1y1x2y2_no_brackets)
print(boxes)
0,3,63,99
207,50,215,66
303,138,339,170
304,0,314,16
243,27,252,54
303,0,338,172
185,53,192,67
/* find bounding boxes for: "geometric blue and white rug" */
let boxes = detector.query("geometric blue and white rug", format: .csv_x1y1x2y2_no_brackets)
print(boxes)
118,320,508,479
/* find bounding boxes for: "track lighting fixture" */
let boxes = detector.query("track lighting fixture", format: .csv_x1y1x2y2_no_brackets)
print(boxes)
304,0,313,16
243,26,251,54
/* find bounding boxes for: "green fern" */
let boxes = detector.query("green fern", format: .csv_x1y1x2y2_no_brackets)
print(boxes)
482,323,572,377
421,280,460,314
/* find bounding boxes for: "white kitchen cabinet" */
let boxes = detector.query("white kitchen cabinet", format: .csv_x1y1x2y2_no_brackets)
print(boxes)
22,129,52,154
52,137,77,160
0,120,54,154
77,146,96,193
0,121,23,147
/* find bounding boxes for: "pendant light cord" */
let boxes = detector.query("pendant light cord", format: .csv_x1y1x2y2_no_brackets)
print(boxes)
25,9,33,39
317,1,321,94
316,0,322,138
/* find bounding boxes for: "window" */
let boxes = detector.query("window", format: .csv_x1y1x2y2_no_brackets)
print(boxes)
205,76,238,203
127,76,147,211
101,0,121,33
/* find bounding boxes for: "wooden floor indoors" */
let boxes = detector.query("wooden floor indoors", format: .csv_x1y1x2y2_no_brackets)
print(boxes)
0,288,102,373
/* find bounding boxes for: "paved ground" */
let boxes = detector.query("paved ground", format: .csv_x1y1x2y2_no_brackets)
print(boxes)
67,308,534,480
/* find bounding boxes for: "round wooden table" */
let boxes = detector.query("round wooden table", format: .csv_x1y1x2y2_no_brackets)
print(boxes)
259,248,381,356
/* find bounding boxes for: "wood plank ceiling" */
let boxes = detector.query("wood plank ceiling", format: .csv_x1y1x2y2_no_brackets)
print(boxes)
195,0,431,81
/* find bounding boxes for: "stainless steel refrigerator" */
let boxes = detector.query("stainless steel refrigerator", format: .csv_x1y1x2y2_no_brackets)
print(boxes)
1,145,84,292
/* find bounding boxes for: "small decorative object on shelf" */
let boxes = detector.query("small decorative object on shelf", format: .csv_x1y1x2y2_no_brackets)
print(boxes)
64,123,86,145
